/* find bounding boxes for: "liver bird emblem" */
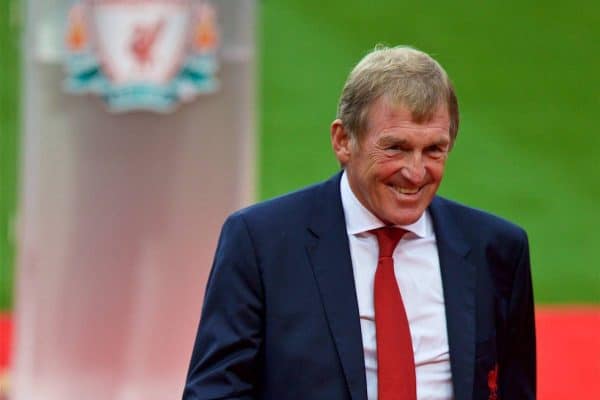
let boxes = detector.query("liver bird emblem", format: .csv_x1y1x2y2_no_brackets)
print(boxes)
130,19,165,67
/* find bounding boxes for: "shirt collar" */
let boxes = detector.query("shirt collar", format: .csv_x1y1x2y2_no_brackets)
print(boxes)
340,170,430,238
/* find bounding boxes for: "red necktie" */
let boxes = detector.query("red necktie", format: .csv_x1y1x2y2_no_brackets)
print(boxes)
372,227,417,400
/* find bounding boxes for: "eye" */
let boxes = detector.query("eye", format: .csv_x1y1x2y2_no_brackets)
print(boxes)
382,142,409,152
426,145,447,158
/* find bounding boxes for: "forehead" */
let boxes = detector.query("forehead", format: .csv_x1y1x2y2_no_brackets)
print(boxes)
364,97,451,140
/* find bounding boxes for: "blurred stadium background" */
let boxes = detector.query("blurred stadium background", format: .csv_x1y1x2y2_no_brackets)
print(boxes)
0,0,598,397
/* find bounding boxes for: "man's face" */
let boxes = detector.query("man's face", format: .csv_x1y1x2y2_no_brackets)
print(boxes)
331,98,451,226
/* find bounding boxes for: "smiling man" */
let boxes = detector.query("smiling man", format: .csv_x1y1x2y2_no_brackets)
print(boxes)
183,46,536,400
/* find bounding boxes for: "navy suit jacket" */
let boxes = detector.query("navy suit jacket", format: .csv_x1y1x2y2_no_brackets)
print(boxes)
183,173,536,400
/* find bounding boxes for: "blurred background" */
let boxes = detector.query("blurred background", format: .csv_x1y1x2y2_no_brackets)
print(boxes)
1,0,598,399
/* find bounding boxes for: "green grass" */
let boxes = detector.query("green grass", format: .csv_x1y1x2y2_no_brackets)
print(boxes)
0,1,20,311
0,1,598,309
259,1,600,303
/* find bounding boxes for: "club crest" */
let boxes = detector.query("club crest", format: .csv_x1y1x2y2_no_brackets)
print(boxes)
63,0,219,113
487,363,499,400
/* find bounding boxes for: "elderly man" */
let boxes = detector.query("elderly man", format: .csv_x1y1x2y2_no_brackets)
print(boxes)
183,46,535,400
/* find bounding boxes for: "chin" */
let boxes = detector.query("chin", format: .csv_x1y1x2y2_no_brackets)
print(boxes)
387,208,424,226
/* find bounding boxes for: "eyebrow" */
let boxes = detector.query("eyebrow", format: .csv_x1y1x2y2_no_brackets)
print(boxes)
377,136,409,147
428,138,451,147
377,136,450,147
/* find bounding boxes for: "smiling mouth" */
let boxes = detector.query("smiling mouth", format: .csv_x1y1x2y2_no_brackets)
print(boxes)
388,184,422,196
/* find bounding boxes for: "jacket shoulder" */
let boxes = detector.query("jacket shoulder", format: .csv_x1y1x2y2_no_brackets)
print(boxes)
432,196,527,242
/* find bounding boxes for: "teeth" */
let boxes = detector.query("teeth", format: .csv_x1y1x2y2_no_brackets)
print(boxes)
394,186,419,195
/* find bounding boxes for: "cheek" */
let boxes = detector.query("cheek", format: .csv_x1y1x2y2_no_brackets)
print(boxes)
427,160,447,181
371,157,403,179
359,159,391,184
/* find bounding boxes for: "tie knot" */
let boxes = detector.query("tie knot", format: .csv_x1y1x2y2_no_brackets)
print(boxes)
371,227,406,258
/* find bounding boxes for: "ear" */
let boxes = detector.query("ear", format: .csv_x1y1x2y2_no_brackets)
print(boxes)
331,119,352,165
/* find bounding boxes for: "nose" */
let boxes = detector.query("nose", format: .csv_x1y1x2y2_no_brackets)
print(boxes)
400,153,426,184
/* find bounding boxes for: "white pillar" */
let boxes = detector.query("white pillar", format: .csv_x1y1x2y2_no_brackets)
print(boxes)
13,1,255,399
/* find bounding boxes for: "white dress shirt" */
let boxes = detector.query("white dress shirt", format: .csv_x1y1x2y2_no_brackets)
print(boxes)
340,172,453,400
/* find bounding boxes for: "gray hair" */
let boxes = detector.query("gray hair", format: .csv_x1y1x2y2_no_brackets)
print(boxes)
336,45,459,144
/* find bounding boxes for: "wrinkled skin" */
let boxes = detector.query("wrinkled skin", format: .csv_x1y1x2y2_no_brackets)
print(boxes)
331,98,452,226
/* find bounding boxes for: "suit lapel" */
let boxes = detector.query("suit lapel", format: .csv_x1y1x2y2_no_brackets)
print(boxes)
429,197,476,400
303,178,477,400
305,173,368,400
